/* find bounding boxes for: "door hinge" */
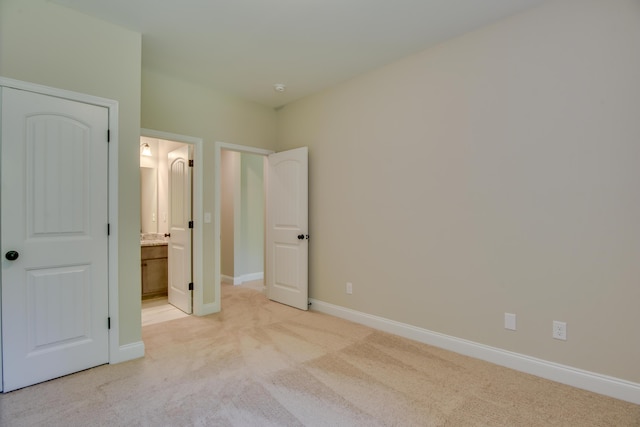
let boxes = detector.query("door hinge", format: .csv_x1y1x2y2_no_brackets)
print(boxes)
188,282,194,291
108,317,111,329
107,129,110,142
107,223,110,235
188,220,194,229
188,159,194,167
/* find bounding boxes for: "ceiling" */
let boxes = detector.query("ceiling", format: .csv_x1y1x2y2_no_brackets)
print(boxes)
52,0,546,108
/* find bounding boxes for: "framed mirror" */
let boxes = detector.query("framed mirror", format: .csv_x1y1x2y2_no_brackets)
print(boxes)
140,166,158,233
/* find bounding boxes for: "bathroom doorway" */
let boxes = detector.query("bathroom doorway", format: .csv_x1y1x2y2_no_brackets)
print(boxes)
140,129,204,325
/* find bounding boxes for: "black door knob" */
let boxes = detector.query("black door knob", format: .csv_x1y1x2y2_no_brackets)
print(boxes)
164,233,171,238
5,250,19,261
297,234,305,240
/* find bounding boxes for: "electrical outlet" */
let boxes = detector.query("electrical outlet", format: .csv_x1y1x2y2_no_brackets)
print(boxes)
553,321,567,340
504,313,516,331
346,282,353,295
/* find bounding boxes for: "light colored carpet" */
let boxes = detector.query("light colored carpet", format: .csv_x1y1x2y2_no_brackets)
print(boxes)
1,284,638,426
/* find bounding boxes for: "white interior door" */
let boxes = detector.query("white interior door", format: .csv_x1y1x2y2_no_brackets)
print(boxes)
1,87,109,392
266,147,309,310
167,145,192,314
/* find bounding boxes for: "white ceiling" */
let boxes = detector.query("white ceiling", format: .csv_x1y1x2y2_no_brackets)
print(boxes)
52,0,546,108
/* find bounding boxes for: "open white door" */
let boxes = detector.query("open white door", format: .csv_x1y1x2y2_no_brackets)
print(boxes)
167,145,193,314
266,147,309,310
1,87,109,391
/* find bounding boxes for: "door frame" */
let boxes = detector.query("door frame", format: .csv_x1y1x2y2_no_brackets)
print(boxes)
213,142,273,312
0,76,120,382
141,129,204,315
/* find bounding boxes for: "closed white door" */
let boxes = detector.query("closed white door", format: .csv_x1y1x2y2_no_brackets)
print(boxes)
266,147,309,310
167,145,192,314
1,87,109,392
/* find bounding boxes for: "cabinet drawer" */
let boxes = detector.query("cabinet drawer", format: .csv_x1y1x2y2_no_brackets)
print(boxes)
141,245,167,260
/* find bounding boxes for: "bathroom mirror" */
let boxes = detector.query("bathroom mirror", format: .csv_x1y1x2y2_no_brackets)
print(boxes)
140,167,158,233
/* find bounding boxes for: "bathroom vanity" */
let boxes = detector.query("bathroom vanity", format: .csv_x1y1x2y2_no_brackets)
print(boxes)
141,241,168,299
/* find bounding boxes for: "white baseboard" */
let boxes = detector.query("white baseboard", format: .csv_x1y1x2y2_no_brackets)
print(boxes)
240,272,263,283
111,341,145,364
309,298,640,405
222,272,264,286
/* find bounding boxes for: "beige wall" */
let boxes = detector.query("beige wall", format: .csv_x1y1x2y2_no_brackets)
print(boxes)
221,150,240,278
239,153,264,277
276,0,640,383
141,68,276,303
0,0,143,346
221,151,265,281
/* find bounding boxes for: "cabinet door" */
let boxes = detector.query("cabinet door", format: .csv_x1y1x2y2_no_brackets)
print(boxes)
142,258,168,297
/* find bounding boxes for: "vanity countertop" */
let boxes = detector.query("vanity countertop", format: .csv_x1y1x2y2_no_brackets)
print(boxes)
140,233,168,247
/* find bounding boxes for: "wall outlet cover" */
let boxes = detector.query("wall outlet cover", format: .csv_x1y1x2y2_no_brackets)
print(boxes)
504,313,516,331
553,320,567,340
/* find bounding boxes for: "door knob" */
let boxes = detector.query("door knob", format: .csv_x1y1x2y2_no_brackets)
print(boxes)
297,234,304,240
164,233,171,238
5,250,19,261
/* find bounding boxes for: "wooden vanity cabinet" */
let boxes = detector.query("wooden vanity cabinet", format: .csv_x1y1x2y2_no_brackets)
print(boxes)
141,245,168,299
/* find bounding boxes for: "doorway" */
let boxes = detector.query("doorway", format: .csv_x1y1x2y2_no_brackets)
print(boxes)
214,143,272,313
220,149,266,291
214,142,309,312
139,129,203,323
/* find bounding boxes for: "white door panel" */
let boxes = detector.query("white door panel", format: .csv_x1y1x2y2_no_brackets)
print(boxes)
266,147,308,311
1,87,109,392
168,145,192,314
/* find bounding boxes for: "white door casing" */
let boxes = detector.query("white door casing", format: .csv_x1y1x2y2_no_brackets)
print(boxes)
266,147,309,311
167,145,193,314
1,87,110,392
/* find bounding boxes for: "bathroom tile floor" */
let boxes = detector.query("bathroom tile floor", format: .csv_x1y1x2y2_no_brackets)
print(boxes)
141,297,189,326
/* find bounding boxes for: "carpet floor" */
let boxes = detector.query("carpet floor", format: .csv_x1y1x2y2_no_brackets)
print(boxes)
1,284,638,426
